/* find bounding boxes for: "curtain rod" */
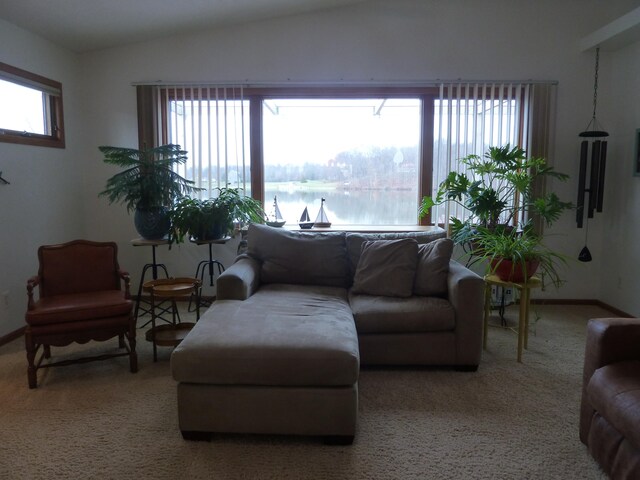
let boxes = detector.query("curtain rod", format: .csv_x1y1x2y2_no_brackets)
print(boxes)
131,79,559,87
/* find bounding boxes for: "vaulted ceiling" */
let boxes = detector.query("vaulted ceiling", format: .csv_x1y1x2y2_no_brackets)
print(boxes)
0,0,370,53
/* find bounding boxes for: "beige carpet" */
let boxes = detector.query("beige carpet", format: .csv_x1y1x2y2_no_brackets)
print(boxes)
0,305,610,479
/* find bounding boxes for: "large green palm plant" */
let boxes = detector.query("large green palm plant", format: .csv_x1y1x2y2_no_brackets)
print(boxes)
99,144,199,211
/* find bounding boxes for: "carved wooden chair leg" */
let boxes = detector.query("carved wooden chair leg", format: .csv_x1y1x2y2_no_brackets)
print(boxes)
118,333,125,349
128,327,138,373
25,332,38,389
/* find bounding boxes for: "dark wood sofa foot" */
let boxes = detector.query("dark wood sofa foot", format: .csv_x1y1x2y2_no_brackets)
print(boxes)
181,430,212,441
323,435,354,446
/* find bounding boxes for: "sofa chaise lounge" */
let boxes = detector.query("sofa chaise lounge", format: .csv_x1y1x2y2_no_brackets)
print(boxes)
171,224,484,443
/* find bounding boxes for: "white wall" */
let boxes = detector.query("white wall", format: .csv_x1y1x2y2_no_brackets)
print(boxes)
80,0,639,304
1,0,639,338
600,39,640,316
0,20,83,337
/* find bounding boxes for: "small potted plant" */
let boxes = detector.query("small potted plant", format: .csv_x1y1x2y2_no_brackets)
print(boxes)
169,187,265,245
473,226,567,287
99,144,200,239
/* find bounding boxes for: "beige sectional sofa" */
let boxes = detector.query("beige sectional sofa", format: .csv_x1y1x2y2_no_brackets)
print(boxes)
171,224,484,444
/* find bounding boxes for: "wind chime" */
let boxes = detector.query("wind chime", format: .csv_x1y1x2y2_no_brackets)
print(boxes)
576,47,608,262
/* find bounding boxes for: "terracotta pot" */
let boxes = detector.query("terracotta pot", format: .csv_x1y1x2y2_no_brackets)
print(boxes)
491,258,540,283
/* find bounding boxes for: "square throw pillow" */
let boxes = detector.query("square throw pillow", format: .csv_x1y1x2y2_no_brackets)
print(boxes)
413,238,454,297
246,223,350,287
351,239,419,298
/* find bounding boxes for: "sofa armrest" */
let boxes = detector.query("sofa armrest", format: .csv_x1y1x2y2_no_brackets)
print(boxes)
216,254,261,300
580,317,640,444
447,260,484,367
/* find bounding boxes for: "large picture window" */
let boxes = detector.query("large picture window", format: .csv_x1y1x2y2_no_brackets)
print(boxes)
262,98,422,225
0,62,65,148
140,82,552,228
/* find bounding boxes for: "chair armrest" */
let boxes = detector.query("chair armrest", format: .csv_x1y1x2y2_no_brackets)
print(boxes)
580,317,640,443
447,260,484,366
118,269,131,299
26,275,40,310
216,254,261,301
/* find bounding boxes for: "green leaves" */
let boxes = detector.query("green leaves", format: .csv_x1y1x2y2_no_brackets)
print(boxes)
99,144,200,212
418,143,572,232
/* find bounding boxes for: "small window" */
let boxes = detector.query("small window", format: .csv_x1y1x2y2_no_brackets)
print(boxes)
0,62,65,148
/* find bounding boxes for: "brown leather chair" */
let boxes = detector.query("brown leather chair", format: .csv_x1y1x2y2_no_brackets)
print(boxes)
25,240,137,388
580,317,640,479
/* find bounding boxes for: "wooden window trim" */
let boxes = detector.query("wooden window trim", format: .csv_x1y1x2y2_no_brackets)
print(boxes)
0,62,65,149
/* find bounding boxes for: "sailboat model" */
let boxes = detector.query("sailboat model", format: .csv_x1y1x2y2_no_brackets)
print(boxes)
299,207,314,229
313,198,332,228
265,196,286,227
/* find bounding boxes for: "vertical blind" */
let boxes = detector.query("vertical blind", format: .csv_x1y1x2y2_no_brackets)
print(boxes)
137,81,556,226
430,82,556,230
156,85,250,199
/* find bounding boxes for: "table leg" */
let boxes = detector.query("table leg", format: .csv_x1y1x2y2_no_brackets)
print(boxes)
523,287,530,349
517,286,527,362
483,282,491,350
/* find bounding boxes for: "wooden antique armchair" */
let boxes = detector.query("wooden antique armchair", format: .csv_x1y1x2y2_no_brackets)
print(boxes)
25,240,137,388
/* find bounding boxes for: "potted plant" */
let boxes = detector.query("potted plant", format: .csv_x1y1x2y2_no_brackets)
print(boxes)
169,187,265,245
99,144,200,239
473,226,567,287
419,145,572,245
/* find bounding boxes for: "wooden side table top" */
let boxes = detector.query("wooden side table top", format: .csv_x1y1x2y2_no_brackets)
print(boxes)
188,236,231,246
484,274,542,289
143,277,201,297
131,238,169,247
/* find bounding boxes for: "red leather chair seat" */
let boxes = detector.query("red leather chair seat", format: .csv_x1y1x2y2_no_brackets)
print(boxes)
26,291,132,326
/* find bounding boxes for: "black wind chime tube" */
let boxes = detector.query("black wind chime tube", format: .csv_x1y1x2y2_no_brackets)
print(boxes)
576,141,588,228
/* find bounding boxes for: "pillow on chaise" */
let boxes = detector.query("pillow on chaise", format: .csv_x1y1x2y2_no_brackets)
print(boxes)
351,239,418,298
413,238,453,297
247,223,349,288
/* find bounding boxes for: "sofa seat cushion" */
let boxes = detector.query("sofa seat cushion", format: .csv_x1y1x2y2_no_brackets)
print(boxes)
588,360,640,451
26,291,132,326
349,292,455,334
172,284,359,387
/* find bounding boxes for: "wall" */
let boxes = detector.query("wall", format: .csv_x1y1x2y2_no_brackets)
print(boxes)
1,1,639,339
79,0,639,304
600,38,640,316
0,20,83,337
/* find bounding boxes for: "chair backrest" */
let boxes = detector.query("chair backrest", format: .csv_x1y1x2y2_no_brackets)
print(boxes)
38,240,122,297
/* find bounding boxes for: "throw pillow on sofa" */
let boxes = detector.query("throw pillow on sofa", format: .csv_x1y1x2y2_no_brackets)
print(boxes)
351,239,418,298
413,238,453,297
247,223,350,288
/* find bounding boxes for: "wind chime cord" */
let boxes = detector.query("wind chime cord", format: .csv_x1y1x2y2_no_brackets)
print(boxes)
592,46,599,120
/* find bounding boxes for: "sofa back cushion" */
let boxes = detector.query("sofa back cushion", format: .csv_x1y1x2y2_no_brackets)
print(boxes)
413,238,453,297
351,239,419,298
345,230,446,282
247,223,349,287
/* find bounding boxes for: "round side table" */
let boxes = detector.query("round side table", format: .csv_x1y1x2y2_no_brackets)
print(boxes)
143,277,201,362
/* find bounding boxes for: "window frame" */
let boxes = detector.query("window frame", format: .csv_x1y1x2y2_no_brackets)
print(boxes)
0,62,65,148
141,84,536,227
253,88,437,226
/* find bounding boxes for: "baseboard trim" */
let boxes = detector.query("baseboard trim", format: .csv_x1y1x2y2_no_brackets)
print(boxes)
0,326,25,348
530,299,633,318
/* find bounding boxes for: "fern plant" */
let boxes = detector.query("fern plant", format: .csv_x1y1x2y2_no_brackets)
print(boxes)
99,144,200,211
